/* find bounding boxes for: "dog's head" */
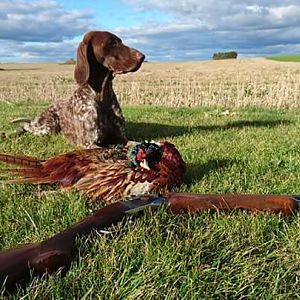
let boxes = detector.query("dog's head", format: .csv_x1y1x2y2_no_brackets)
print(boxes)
74,31,145,90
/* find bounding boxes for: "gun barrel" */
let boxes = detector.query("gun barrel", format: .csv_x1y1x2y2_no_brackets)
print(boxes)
165,193,300,215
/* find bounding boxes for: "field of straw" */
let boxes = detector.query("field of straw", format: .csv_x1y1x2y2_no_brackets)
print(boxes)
0,57,300,108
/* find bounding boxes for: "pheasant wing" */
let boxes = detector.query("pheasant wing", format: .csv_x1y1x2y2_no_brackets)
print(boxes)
72,160,133,202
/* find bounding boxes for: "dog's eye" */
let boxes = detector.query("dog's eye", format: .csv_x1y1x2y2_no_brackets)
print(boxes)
110,40,118,47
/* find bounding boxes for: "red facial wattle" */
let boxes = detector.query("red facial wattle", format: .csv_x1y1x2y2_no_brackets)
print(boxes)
136,148,146,162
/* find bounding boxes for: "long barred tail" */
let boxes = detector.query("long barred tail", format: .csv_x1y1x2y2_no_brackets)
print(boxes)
0,153,41,167
0,153,44,184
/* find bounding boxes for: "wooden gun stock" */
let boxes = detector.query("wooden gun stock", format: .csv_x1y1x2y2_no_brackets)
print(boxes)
1,192,299,291
0,197,162,291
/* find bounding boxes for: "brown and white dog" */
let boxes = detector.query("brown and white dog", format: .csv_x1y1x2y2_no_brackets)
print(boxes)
19,31,145,148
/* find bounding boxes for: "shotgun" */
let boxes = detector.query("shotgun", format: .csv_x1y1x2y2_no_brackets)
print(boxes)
1,192,299,291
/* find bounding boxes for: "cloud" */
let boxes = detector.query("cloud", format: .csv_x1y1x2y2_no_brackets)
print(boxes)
118,0,300,60
0,0,94,42
0,40,78,62
0,0,95,62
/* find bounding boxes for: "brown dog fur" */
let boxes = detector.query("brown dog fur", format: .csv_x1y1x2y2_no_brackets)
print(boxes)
21,31,145,148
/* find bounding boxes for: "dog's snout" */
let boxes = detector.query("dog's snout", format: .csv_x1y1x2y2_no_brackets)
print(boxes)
136,51,145,63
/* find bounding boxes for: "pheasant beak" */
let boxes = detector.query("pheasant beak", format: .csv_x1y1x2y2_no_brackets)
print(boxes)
140,159,150,170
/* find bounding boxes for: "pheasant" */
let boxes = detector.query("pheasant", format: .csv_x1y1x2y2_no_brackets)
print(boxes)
0,141,186,202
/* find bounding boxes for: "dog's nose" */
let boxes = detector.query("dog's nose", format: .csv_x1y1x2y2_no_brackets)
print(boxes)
136,51,145,62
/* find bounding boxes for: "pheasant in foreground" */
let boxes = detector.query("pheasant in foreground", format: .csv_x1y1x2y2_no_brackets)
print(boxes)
0,141,185,202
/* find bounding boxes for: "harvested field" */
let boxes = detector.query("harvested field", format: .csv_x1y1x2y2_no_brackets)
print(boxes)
0,58,300,108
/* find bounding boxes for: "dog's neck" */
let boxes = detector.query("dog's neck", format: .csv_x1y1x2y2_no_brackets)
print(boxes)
76,59,114,102
76,74,112,103
87,67,113,101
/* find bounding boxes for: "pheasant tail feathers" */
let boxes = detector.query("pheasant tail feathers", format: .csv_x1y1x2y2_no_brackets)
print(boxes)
0,153,43,184
0,153,41,167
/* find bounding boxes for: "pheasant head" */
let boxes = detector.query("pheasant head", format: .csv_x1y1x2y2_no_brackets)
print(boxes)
124,140,186,197
129,141,162,170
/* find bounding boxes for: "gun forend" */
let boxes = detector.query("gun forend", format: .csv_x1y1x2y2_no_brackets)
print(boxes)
164,192,300,215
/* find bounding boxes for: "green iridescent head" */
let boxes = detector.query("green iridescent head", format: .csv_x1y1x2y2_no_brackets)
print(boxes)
129,141,162,169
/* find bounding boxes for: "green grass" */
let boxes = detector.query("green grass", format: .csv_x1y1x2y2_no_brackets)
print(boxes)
266,54,300,62
1,103,300,299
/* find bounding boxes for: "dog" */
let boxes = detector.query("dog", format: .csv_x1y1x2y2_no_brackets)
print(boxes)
16,31,145,148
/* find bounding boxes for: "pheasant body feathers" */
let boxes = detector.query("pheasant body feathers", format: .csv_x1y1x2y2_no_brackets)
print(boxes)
0,141,186,202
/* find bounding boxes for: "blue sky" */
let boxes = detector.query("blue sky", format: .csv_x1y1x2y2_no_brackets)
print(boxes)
0,0,299,62
63,1,173,29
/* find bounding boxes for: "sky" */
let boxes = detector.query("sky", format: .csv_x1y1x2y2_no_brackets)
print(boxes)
0,0,299,62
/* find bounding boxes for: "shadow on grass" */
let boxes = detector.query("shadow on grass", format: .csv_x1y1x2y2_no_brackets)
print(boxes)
184,159,234,188
226,119,290,129
126,119,290,140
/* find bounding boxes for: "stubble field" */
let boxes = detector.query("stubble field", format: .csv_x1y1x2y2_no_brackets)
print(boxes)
1,57,300,108
1,58,300,299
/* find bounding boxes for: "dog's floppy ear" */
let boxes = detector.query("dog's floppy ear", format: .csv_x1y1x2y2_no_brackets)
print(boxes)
74,41,89,85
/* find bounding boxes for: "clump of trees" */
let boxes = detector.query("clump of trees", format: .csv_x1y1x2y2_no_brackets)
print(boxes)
212,51,238,60
62,58,76,65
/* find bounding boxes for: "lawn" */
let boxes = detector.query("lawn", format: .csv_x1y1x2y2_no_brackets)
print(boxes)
1,102,300,299
267,54,300,62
